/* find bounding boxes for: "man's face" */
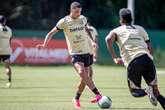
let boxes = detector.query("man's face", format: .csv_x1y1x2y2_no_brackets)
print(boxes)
71,7,82,18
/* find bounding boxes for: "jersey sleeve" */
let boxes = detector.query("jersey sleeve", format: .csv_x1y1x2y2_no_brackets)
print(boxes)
139,26,149,42
8,27,12,38
93,27,98,36
109,28,119,38
83,16,88,26
106,28,119,42
56,18,65,30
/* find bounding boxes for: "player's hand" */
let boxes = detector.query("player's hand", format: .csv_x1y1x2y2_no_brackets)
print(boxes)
92,42,98,49
113,58,123,65
36,44,45,49
93,55,97,62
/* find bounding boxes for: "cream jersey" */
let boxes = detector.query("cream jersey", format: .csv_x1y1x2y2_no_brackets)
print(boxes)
56,15,92,55
107,25,153,67
0,24,12,55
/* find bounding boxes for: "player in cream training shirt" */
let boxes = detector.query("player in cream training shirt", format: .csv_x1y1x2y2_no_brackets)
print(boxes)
87,20,98,61
0,15,12,88
37,2,102,109
105,8,165,109
109,23,152,67
56,15,92,55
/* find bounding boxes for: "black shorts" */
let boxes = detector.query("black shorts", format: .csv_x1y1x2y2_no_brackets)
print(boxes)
0,55,10,62
71,53,93,67
127,54,157,88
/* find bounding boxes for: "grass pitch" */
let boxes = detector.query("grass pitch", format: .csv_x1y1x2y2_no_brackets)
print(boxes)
0,65,165,110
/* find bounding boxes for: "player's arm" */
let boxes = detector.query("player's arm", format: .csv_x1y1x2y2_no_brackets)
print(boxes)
146,40,153,55
105,32,123,65
85,26,94,41
37,27,59,48
85,26,97,48
37,18,64,48
10,38,12,46
141,27,153,55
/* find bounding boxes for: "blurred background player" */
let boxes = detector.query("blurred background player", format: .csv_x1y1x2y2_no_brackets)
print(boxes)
0,15,12,88
74,19,99,108
105,8,165,109
87,19,98,62
37,1,102,109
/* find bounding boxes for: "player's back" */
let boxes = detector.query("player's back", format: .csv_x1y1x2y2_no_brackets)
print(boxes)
111,24,151,66
0,24,12,55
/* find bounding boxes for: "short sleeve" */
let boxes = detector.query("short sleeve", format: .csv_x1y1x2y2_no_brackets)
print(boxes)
139,26,149,41
83,16,88,26
110,28,118,37
7,27,12,38
142,29,149,41
105,28,119,42
56,18,65,30
92,27,98,36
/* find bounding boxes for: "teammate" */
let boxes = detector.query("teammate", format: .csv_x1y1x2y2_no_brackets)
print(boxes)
87,20,98,62
73,19,99,108
37,2,102,109
0,15,12,88
105,8,165,109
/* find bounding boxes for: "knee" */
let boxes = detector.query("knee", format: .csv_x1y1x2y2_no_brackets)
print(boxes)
78,69,86,78
5,67,11,73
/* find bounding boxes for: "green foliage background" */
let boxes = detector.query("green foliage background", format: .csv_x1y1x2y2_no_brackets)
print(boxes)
0,0,165,30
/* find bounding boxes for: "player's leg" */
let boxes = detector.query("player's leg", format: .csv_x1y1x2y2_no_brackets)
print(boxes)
73,65,94,109
74,62,101,95
72,54,101,108
127,58,147,97
75,65,93,100
84,66,101,103
3,55,12,87
73,62,101,105
152,85,165,109
85,54,101,103
143,55,165,108
89,66,93,78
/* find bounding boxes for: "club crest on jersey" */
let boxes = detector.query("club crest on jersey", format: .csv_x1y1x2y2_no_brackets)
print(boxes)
79,20,84,25
68,22,73,26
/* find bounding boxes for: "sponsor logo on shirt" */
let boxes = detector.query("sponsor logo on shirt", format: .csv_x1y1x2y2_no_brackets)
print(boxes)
69,26,84,32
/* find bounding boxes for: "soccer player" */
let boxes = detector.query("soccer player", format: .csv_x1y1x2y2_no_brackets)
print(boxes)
74,20,99,107
105,8,165,109
0,15,12,88
87,20,98,62
37,1,102,109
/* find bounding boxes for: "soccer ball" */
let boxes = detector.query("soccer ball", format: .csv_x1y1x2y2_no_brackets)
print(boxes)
98,96,112,109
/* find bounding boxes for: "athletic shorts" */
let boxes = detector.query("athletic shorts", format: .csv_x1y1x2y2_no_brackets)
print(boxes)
127,54,157,89
71,53,93,67
0,55,10,62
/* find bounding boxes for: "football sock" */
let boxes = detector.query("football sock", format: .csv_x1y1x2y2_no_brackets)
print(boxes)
8,77,11,82
92,87,101,95
157,94,165,109
131,89,147,97
75,92,81,100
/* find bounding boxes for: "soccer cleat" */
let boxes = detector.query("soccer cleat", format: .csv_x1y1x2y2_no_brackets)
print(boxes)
72,98,81,109
145,86,157,106
6,82,11,88
90,95,102,103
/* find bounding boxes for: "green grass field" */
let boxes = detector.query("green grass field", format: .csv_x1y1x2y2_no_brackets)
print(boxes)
0,65,165,110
